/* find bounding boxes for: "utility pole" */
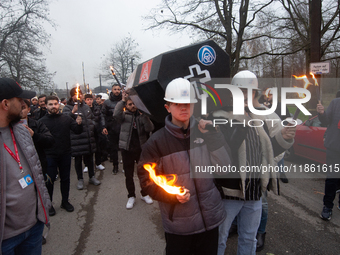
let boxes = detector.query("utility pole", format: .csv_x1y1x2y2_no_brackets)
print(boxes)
66,82,69,100
99,74,102,92
82,62,86,91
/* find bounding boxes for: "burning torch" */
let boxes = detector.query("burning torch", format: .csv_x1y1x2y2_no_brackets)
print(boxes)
110,66,122,87
310,72,320,103
292,75,312,120
143,163,186,196
75,83,82,115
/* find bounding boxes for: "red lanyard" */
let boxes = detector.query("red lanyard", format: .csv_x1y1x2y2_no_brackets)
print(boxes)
3,128,24,174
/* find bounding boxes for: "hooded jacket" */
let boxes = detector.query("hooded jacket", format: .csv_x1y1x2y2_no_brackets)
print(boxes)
0,123,51,245
137,116,231,235
114,100,154,151
62,99,96,156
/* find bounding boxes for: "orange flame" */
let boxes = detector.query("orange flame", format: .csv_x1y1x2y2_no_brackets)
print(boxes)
76,83,80,100
106,88,109,95
265,88,271,98
143,163,186,195
110,66,115,76
89,89,92,95
310,72,319,87
293,75,311,98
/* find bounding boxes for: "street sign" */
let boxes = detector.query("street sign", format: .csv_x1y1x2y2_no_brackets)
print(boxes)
310,62,330,74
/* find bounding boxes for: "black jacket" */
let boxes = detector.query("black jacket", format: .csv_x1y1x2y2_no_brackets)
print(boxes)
27,118,55,173
39,112,83,158
63,99,96,156
91,102,104,132
101,92,122,134
32,107,47,120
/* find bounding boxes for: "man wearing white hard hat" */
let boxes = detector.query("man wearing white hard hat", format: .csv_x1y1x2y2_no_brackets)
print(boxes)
138,78,232,255
212,70,296,255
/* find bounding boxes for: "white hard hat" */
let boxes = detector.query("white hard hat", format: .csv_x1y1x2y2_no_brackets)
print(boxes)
164,78,198,104
100,93,109,100
231,70,260,90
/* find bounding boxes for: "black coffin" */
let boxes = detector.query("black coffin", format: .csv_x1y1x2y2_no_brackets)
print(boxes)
128,40,230,123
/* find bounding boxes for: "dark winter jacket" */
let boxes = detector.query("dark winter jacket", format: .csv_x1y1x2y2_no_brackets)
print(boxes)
319,98,340,152
62,99,96,156
137,116,231,235
114,100,154,151
31,107,47,120
91,102,104,133
0,123,51,244
39,112,83,158
27,118,55,173
101,92,122,134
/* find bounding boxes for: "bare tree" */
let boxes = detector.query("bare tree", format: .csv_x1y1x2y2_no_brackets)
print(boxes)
268,0,340,73
0,0,54,89
145,0,274,76
145,0,339,77
102,36,141,84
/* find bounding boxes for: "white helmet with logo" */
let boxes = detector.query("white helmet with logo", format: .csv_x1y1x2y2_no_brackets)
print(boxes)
231,70,260,90
164,78,198,104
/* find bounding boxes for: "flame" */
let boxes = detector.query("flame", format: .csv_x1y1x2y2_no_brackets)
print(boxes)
143,163,186,195
106,88,109,95
293,75,311,98
310,72,319,87
76,83,80,100
265,88,271,98
110,66,115,75
89,89,92,95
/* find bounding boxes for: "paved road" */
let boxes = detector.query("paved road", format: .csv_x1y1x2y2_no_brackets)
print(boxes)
42,158,340,255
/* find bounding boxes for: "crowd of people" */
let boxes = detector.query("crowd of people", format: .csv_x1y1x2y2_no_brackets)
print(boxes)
0,70,338,255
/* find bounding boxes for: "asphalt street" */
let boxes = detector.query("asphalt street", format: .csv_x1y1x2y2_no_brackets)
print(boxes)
42,157,340,255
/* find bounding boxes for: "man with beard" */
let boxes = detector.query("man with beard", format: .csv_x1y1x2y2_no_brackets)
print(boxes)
102,84,122,174
39,96,83,216
32,94,47,120
63,88,101,190
0,78,51,254
114,90,154,209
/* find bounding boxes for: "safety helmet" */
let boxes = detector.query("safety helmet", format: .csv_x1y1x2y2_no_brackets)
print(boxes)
231,70,260,90
99,93,109,100
164,78,198,104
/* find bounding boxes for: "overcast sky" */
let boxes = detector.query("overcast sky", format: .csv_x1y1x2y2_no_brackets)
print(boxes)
44,0,193,90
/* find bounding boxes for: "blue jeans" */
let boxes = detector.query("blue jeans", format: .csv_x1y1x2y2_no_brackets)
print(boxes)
258,191,268,234
1,221,44,255
218,199,262,255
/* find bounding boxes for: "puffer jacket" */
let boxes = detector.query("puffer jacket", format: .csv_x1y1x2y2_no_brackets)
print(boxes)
0,122,51,245
101,92,122,134
91,102,104,134
63,99,96,156
137,116,231,235
114,100,154,151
